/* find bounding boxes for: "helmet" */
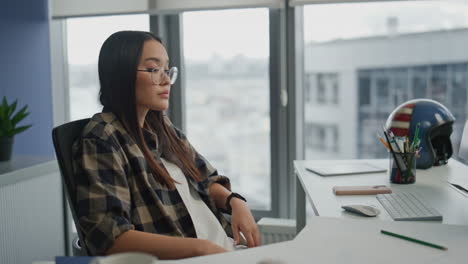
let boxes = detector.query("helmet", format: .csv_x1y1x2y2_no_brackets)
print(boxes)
385,99,455,169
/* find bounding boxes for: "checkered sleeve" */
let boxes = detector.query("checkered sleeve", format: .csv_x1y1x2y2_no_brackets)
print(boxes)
74,137,135,256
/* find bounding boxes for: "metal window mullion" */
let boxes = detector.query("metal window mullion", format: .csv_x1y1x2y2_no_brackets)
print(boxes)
50,19,71,125
150,14,186,131
269,8,284,218
49,18,72,256
270,4,303,219
288,5,304,219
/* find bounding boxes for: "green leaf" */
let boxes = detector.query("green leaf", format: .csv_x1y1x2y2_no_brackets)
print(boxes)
2,96,8,110
0,97,32,136
7,100,18,118
0,97,6,120
11,125,32,136
0,107,5,121
11,105,29,126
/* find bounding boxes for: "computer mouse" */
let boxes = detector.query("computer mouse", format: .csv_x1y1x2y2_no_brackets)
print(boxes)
341,204,380,217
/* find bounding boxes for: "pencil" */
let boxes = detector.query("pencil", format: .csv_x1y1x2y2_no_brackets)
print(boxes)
381,230,448,251
378,136,390,150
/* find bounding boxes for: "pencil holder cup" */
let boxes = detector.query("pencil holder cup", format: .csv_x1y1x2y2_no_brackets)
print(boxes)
389,152,416,184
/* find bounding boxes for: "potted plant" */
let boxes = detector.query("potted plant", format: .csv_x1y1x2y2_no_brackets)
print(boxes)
0,96,32,161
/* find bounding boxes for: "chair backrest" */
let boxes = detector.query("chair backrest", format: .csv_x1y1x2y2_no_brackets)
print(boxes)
52,118,90,256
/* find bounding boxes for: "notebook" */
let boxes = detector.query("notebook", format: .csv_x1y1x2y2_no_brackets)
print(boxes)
305,163,386,176
333,185,392,195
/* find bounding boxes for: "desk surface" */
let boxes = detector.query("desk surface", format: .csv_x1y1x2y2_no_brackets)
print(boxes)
37,217,468,264
295,159,468,226
160,217,468,264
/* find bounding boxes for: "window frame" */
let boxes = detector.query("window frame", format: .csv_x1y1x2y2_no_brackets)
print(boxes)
154,7,299,219
51,0,464,255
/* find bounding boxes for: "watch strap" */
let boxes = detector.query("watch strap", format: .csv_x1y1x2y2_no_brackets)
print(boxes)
222,192,247,214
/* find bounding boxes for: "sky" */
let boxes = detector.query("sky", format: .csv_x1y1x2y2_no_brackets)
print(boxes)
303,0,468,43
67,0,468,65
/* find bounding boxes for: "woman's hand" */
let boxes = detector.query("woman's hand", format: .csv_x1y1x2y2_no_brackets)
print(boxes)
230,198,261,248
196,239,228,256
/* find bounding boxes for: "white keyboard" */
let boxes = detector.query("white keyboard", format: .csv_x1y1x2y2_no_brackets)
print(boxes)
376,192,443,221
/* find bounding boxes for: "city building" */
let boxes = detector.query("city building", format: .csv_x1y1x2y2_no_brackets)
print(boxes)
305,27,468,159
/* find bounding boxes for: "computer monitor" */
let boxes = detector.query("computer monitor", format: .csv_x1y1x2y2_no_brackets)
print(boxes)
458,120,468,164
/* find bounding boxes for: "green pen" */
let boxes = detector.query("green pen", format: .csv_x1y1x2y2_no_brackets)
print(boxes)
411,122,421,152
381,230,448,251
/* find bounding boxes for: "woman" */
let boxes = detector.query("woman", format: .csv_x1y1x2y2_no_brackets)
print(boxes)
73,31,260,259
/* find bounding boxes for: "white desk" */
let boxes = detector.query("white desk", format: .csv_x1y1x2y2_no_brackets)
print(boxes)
160,217,468,264
36,159,468,264
37,217,468,264
295,159,468,232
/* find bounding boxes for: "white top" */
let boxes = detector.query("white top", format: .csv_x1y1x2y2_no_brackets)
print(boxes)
161,159,235,251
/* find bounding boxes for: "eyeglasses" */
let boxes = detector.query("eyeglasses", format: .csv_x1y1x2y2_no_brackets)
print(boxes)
137,66,178,85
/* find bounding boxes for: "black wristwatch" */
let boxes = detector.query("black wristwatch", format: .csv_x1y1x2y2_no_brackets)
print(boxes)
223,192,247,214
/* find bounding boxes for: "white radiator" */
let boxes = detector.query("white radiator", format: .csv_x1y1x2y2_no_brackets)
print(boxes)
0,162,65,264
257,218,296,245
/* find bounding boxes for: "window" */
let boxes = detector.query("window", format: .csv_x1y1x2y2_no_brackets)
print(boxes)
316,74,326,103
304,73,312,102
305,123,339,157
66,15,149,120
376,71,390,106
451,63,467,108
359,72,371,106
303,1,468,160
55,0,468,222
355,63,468,157
430,65,448,102
304,73,339,105
412,66,428,98
393,68,409,105
182,9,271,210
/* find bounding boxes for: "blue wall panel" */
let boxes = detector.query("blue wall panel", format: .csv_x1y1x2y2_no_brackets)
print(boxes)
0,0,54,156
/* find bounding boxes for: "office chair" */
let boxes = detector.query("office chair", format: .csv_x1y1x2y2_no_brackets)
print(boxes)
52,118,90,256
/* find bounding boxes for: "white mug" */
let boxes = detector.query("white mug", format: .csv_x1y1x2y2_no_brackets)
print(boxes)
90,252,158,264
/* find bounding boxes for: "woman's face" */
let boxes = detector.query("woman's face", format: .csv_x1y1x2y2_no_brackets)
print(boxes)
135,39,171,115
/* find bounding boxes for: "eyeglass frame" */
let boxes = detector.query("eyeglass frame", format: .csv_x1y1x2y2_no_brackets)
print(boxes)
136,66,178,85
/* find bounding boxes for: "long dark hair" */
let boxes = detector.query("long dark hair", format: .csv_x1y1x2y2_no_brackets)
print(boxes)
98,30,202,189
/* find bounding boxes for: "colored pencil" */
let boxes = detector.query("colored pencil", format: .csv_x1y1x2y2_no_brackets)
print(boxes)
381,230,448,251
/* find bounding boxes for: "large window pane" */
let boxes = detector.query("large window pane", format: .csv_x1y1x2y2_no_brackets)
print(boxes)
67,15,149,120
303,1,468,160
183,9,271,210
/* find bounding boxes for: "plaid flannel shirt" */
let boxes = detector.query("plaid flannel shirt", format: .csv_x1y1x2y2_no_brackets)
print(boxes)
72,112,232,255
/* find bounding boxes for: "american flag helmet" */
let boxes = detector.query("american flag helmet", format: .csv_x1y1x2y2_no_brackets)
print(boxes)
385,99,455,169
